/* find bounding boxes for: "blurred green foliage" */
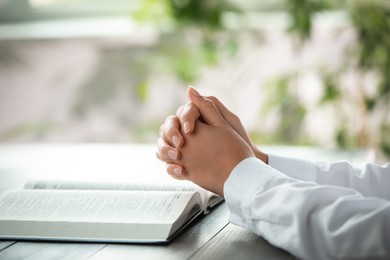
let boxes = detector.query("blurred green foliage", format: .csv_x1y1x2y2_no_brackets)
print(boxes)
263,74,308,144
131,0,389,155
287,0,390,101
350,0,390,97
132,0,239,86
169,0,233,28
286,0,390,155
285,0,329,40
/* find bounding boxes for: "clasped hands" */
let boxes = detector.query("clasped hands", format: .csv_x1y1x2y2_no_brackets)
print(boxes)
156,87,269,196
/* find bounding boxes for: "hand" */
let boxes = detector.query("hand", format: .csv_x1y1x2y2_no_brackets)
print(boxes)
156,104,200,176
174,94,254,196
156,88,268,175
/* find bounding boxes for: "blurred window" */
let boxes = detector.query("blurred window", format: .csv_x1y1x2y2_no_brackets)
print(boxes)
0,0,136,22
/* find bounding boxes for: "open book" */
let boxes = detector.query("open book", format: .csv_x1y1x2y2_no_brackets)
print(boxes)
0,180,223,243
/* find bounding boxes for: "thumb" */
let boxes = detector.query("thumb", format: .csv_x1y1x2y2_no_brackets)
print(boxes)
187,87,225,127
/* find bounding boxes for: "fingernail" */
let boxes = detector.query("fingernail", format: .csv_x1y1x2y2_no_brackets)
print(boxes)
168,150,177,160
183,122,190,134
189,86,200,96
172,136,180,147
173,168,182,176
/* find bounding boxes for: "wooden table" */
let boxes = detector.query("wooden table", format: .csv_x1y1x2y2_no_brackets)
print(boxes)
0,144,371,260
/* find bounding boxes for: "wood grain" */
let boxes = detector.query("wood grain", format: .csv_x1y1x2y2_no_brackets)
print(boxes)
0,241,107,260
0,241,15,251
190,223,295,260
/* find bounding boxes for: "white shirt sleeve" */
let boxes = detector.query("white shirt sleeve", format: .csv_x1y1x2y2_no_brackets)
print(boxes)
268,154,390,200
223,157,390,260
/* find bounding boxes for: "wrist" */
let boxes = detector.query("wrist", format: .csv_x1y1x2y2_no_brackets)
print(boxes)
251,145,268,164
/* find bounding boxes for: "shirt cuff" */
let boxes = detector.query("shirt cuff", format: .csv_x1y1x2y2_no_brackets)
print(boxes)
223,157,293,225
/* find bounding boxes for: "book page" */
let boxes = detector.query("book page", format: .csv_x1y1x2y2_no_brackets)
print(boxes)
0,189,198,223
0,189,203,242
24,179,219,210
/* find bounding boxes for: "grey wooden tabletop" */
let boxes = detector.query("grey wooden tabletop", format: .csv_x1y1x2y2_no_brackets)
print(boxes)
0,203,294,260
0,144,371,259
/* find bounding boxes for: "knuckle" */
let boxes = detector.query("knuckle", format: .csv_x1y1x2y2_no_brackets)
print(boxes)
157,138,172,154
159,124,165,135
164,115,176,124
166,164,176,176
163,118,180,138
155,151,163,161
182,103,200,119
176,105,185,117
157,137,164,146
204,97,216,108
208,96,218,103
166,125,179,137
180,105,192,118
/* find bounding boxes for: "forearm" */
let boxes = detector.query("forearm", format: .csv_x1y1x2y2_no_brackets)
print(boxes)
224,158,390,260
268,154,390,200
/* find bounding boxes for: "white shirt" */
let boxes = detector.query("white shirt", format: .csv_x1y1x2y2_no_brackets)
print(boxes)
223,155,390,260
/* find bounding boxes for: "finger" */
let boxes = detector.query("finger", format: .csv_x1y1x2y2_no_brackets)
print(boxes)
166,163,186,180
208,95,251,144
207,96,237,123
187,87,226,127
176,105,185,118
163,115,183,148
159,123,165,137
156,138,180,162
176,103,201,134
